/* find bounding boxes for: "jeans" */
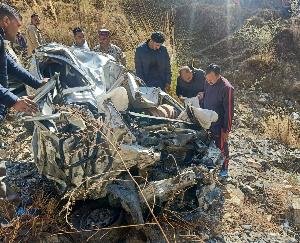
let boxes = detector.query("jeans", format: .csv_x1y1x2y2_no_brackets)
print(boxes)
212,129,230,170
0,104,7,123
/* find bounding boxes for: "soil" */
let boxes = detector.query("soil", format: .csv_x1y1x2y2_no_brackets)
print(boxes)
0,87,299,242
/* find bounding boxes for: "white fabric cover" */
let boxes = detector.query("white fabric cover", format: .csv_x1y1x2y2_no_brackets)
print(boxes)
97,86,129,112
178,107,218,130
183,96,201,108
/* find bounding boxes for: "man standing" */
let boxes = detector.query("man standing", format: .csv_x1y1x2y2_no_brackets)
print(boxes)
176,66,205,103
26,13,44,55
72,27,90,51
135,31,171,92
93,29,126,65
0,3,47,120
202,64,234,178
15,32,27,51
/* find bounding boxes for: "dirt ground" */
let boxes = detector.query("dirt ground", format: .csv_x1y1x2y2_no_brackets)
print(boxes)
0,87,299,242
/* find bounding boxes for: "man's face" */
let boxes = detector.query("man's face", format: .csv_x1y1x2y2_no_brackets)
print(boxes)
74,32,85,46
149,40,161,50
205,72,219,84
181,70,193,83
2,16,22,42
99,33,110,46
32,16,40,26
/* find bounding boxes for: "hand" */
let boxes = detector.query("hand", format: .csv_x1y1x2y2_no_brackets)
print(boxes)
12,96,38,114
165,83,171,93
179,95,185,102
41,78,49,86
197,92,204,100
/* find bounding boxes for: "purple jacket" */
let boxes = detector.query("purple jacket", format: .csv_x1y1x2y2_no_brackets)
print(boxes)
203,77,234,134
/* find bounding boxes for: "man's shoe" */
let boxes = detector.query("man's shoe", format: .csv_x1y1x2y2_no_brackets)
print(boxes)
219,169,229,178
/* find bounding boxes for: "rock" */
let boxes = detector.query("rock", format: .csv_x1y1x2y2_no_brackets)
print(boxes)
260,160,271,171
197,184,224,210
241,184,255,196
291,112,300,121
258,97,268,105
290,196,300,228
247,158,262,171
290,81,300,93
242,224,252,230
3,161,58,206
225,185,245,206
223,212,232,220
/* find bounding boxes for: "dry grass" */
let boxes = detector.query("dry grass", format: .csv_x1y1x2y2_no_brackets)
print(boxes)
222,187,291,233
264,114,300,149
0,193,61,242
222,202,281,233
8,0,176,70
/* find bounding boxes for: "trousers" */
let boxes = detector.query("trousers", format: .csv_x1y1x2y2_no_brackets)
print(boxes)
212,129,230,170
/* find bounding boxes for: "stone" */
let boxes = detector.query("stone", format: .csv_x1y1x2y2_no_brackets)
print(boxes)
241,184,255,196
290,81,300,93
258,97,268,105
290,197,300,228
242,224,252,230
247,158,262,171
291,112,300,121
225,185,245,206
266,214,272,222
260,161,271,171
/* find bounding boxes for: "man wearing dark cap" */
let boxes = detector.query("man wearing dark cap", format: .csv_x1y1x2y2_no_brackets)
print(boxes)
135,31,171,91
176,66,205,103
26,13,44,55
72,27,90,51
0,3,47,120
202,64,234,178
93,29,126,65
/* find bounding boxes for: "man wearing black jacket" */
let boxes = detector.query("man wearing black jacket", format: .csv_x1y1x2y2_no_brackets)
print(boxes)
135,32,171,92
0,3,47,121
176,66,205,102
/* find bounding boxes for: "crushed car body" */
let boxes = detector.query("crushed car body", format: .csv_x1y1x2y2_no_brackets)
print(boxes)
22,43,224,233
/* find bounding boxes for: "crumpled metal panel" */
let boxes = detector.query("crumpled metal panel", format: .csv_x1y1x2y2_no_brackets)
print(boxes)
26,43,223,203
142,168,197,203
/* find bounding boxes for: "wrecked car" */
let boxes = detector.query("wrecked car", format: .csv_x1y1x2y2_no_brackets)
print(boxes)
22,43,224,234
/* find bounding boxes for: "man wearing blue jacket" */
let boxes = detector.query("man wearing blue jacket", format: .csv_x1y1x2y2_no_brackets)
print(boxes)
135,32,171,92
176,66,205,102
0,3,47,121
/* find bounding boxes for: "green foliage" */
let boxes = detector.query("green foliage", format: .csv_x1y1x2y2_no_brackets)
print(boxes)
170,59,179,98
236,18,281,54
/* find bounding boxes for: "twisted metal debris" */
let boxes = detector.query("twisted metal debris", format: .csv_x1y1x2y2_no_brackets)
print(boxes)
15,43,226,241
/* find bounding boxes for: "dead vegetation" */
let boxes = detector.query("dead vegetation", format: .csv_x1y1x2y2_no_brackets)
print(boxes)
0,1,299,242
0,194,61,242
